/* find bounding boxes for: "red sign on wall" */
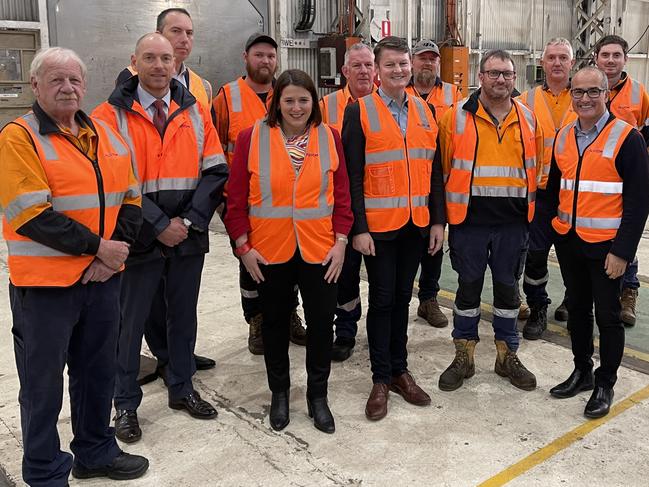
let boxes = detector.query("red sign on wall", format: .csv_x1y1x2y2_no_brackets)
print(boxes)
381,20,391,38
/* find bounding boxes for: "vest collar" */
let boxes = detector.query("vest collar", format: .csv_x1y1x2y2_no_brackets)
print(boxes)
107,75,197,113
31,102,95,136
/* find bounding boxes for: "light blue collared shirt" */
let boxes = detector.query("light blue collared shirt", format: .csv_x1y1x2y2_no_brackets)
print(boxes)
575,109,610,156
137,83,171,119
378,87,409,135
174,63,188,88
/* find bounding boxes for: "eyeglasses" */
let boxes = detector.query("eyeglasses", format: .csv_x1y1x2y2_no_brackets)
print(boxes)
570,87,606,99
481,70,516,80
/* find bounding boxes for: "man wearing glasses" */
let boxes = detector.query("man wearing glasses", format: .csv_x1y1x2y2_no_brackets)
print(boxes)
437,49,543,392
546,66,649,418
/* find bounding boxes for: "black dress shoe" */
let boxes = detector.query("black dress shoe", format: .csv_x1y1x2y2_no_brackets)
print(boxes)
584,386,614,419
71,452,149,480
169,390,218,419
195,354,216,370
307,396,335,434
269,391,290,431
331,337,355,362
156,364,169,387
114,409,141,443
550,369,594,399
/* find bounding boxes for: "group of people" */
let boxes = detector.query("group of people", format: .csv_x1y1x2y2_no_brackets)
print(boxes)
1,6,648,486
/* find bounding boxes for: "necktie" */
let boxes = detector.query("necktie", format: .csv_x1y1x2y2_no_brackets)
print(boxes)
152,99,167,136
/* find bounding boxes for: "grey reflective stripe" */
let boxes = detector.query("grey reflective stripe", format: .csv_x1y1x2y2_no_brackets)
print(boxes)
249,205,333,219
240,288,258,299
412,97,430,129
365,149,405,164
455,102,468,135
7,240,69,257
229,80,242,112
524,272,549,286
453,305,480,317
21,113,58,160
142,177,199,193
602,119,627,158
327,93,338,126
525,158,536,169
188,104,205,168
114,108,140,180
442,82,454,106
645,118,649,127
560,178,575,191
408,148,435,160
411,195,429,207
473,166,526,179
544,137,554,148
528,190,536,203
631,79,641,105
316,124,331,211
471,186,527,197
364,196,409,208
126,184,141,199
525,87,540,112
4,190,51,222
202,153,227,171
493,307,519,318
364,95,381,132
445,191,470,203
201,78,212,100
452,158,473,171
557,209,571,222
575,216,621,229
575,180,623,194
543,164,551,176
556,122,576,155
227,142,236,153
337,296,361,313
51,191,126,211
517,101,536,132
93,119,128,156
257,123,273,205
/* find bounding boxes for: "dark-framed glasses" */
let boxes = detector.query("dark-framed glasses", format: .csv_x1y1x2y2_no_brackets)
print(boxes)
570,87,606,99
481,70,516,80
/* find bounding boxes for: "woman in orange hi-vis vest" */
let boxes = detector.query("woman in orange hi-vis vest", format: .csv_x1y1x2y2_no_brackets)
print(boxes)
225,69,353,434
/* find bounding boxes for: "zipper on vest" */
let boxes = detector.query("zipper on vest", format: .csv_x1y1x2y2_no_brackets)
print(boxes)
67,139,106,237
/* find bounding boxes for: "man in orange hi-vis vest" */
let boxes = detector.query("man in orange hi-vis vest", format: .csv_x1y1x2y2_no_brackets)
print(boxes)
438,49,544,393
594,34,649,328
0,47,149,485
546,66,649,418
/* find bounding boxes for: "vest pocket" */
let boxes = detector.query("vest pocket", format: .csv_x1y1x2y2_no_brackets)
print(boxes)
367,165,395,196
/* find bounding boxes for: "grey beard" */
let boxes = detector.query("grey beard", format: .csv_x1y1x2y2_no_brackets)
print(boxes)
415,71,436,88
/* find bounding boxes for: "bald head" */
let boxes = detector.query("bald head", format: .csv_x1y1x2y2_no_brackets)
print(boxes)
131,32,175,98
134,32,173,56
572,66,608,90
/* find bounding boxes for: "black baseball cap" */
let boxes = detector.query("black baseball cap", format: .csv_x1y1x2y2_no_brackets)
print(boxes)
245,33,278,51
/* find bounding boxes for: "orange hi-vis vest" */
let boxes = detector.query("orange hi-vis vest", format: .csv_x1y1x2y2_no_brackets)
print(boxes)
519,86,577,189
445,99,538,225
406,81,461,120
222,77,272,164
321,85,353,132
247,121,338,264
126,65,212,113
3,113,140,287
358,92,438,232
551,117,633,243
609,76,648,128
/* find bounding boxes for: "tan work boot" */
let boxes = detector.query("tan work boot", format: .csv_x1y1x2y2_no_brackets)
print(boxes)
289,310,307,346
518,303,530,320
494,340,536,391
620,288,638,327
438,339,477,391
417,297,449,328
248,313,264,355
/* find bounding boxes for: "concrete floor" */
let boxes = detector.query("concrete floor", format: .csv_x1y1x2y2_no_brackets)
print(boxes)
1,222,648,487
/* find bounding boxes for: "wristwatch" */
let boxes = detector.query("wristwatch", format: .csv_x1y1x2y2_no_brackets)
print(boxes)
337,236,348,245
182,218,192,228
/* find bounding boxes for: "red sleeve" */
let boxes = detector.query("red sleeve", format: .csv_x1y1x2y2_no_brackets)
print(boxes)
330,127,354,236
223,127,253,240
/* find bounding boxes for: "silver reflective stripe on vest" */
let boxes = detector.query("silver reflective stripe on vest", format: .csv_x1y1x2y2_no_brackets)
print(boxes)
631,79,641,105
365,149,405,165
411,195,429,207
445,191,470,203
21,113,58,160
471,186,527,197
364,196,409,209
525,158,536,169
560,178,575,191
412,97,430,129
525,87,541,112
202,153,227,171
453,305,480,317
557,209,571,222
51,191,126,212
544,137,554,148
455,101,469,135
114,108,140,180
227,142,236,153
4,190,51,223
555,122,576,155
451,158,473,171
517,101,536,132
229,80,242,112
142,177,199,193
93,119,128,156
327,93,339,126
364,94,381,132
473,166,526,179
408,148,435,160
442,82,454,106
201,78,212,100
569,180,623,194
543,164,551,176
7,240,69,257
602,119,627,159
493,307,519,319
556,210,619,230
316,124,331,211
188,104,205,168
126,184,141,199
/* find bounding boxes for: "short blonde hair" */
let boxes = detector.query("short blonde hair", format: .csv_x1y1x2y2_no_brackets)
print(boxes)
541,38,574,60
30,47,87,80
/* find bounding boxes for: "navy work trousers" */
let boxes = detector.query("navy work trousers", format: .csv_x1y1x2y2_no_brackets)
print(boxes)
10,277,122,487
334,244,363,339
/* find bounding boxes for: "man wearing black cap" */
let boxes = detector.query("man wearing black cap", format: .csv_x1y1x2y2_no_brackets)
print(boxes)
213,33,307,355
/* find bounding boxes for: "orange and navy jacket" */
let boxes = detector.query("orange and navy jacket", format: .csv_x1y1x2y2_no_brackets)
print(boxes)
406,77,462,121
0,103,142,287
92,76,228,263
608,72,649,145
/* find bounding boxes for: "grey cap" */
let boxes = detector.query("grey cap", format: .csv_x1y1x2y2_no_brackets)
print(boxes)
245,32,278,51
412,39,440,56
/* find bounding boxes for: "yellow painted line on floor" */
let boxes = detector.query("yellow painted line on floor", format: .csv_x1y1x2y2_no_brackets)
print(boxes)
477,383,649,487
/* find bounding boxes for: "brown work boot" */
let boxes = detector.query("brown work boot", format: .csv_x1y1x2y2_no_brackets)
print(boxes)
518,303,530,320
494,340,536,391
365,383,390,421
390,371,431,406
438,339,477,391
620,288,638,327
289,310,307,346
417,297,449,328
247,314,264,355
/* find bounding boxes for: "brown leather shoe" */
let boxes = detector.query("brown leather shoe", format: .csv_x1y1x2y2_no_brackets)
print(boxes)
390,371,431,406
365,383,389,421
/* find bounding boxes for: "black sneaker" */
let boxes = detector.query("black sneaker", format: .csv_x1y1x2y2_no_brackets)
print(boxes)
523,304,547,340
71,452,149,480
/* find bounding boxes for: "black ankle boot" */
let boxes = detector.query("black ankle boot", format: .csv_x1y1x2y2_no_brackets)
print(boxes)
269,391,289,431
307,396,335,434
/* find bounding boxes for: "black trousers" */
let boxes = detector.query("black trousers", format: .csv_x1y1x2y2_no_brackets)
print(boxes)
555,233,625,389
10,277,122,487
115,254,204,410
257,251,337,398
417,246,443,302
334,244,363,339
364,224,425,384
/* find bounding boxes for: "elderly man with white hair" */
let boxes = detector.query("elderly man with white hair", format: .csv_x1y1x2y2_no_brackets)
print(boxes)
0,47,149,485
